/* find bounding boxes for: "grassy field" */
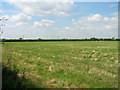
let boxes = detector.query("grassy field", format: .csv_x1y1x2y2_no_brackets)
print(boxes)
2,41,118,88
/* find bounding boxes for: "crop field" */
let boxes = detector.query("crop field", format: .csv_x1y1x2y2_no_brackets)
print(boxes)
2,41,118,88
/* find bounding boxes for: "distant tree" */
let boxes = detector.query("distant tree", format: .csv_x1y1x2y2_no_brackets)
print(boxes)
112,37,115,40
19,38,22,40
99,38,103,41
2,38,6,43
90,37,96,41
63,38,67,41
38,38,42,40
85,38,87,40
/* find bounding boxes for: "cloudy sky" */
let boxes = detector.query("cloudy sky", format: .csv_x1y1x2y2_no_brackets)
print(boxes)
1,0,118,39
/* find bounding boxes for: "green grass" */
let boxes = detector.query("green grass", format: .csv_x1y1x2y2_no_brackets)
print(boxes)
2,41,118,88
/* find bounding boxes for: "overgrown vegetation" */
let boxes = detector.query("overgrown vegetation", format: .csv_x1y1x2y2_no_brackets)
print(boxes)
2,41,118,88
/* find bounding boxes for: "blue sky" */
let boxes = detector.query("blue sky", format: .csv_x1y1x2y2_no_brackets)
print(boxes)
2,1,118,39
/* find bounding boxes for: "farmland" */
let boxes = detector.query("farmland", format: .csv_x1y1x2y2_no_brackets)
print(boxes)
2,41,118,88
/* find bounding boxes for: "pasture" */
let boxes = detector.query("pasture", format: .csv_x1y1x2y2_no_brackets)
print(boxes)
2,41,118,88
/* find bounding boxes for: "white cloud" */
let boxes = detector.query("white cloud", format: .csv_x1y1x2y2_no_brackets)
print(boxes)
53,14,117,38
63,26,73,30
5,21,29,29
7,0,74,16
6,13,31,22
111,12,118,16
6,0,119,2
4,13,32,28
34,19,54,27
16,22,27,26
72,14,118,30
104,25,113,29
109,4,118,8
87,14,103,22
7,0,73,2
57,14,118,39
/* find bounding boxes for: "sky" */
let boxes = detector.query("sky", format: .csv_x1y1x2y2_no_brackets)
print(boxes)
1,0,118,39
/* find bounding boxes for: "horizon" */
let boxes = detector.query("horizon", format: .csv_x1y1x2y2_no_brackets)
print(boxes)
1,37,119,40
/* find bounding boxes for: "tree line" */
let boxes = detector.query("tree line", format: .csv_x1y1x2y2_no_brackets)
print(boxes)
1,37,120,42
